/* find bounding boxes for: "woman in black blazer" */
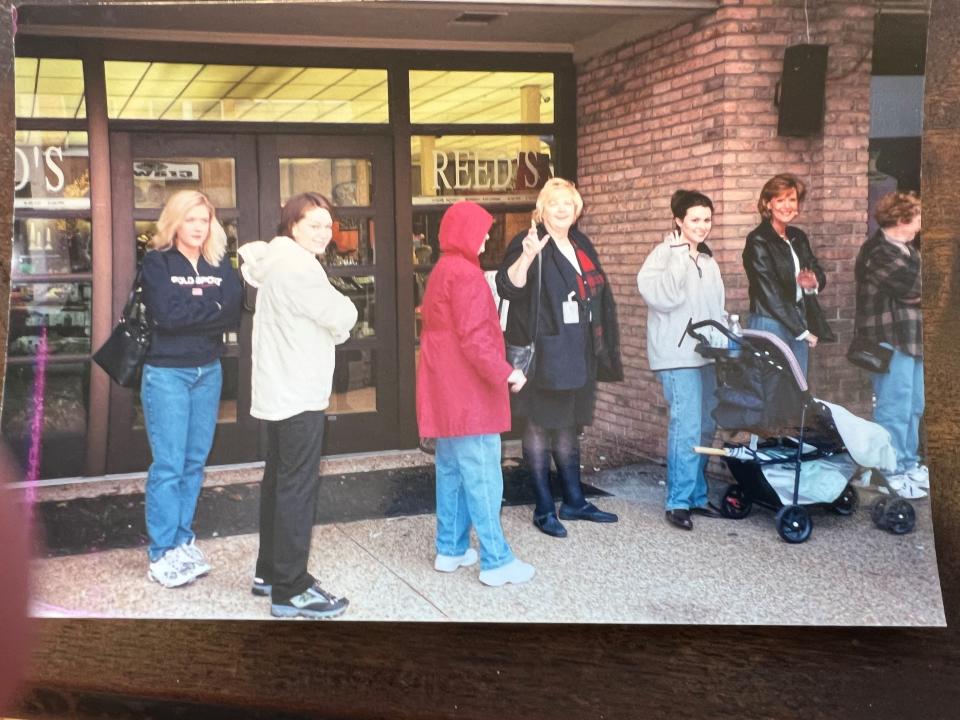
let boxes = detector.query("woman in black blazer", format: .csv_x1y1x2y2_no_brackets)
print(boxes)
496,178,623,538
742,173,833,378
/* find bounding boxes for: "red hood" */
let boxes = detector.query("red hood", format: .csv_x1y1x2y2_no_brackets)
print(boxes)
438,201,493,265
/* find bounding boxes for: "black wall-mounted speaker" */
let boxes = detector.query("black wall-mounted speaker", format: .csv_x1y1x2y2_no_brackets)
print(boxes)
777,44,829,137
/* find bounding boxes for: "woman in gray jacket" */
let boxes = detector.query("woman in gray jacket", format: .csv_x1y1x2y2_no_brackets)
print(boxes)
637,190,726,531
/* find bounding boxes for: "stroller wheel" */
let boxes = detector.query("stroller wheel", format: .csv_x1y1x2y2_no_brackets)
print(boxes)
720,485,752,519
871,497,890,528
775,504,813,544
881,498,916,535
832,483,859,516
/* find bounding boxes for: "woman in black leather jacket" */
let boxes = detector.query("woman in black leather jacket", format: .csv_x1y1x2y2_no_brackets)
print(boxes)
742,173,832,378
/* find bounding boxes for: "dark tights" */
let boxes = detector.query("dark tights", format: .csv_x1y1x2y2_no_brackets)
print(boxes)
523,421,587,517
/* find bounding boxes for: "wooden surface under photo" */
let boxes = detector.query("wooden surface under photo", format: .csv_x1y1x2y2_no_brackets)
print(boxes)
1,0,960,717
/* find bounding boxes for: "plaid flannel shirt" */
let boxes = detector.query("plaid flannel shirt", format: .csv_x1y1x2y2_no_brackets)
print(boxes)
854,230,923,357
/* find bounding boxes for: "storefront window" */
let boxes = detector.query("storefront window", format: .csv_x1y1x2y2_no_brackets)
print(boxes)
134,157,237,209
7,282,92,358
14,131,90,211
328,349,377,415
411,134,553,204
409,70,553,124
15,57,86,119
279,158,373,206
13,218,93,276
105,62,389,123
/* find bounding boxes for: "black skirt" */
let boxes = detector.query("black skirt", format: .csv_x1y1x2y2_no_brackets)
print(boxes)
511,341,597,429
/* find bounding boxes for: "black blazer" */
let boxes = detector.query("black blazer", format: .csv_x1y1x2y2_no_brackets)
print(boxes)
743,219,829,339
496,224,622,390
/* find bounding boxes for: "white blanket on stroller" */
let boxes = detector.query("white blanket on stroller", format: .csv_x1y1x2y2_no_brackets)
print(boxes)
819,399,897,473
762,458,851,505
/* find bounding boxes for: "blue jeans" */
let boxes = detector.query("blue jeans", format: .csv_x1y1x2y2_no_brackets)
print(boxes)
435,434,514,572
872,347,924,474
748,312,809,379
141,361,222,561
656,366,717,511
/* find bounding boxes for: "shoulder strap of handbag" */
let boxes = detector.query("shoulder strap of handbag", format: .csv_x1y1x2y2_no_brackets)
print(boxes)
497,252,542,342
530,251,542,344
122,264,146,324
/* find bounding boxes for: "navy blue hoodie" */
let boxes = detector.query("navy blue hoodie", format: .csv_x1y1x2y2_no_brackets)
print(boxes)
141,248,243,367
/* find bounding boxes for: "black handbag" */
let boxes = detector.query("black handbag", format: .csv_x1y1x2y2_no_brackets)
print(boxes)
502,253,541,377
846,334,893,373
93,267,151,387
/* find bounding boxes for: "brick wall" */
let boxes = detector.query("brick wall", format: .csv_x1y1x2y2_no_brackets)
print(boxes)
576,0,876,463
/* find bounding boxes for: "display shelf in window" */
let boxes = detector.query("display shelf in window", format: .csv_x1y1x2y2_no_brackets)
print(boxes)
12,218,92,276
7,282,92,358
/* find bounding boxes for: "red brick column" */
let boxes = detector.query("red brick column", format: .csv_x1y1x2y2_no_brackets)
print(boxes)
577,0,875,463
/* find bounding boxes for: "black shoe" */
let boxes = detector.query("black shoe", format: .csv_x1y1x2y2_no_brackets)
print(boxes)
690,502,723,519
251,576,271,597
533,513,568,538
665,509,693,530
559,502,619,523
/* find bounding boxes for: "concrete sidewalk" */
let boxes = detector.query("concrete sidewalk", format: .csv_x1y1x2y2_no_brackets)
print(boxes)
29,462,945,625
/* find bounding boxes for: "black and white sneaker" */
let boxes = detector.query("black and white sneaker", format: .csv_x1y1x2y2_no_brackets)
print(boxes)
271,583,349,619
251,576,271,597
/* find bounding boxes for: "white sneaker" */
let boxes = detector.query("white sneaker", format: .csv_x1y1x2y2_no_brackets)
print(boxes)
478,559,535,587
177,539,212,580
147,550,195,588
907,465,929,490
434,547,479,573
882,473,927,500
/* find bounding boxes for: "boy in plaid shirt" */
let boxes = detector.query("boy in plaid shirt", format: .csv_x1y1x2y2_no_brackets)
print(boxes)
854,191,926,498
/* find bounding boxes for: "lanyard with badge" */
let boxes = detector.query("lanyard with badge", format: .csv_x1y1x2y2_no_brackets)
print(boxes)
562,291,580,324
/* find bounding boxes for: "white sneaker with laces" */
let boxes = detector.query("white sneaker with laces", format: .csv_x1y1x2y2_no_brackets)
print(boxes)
176,539,211,580
478,559,535,587
907,465,929,490
883,473,927,500
434,547,479,573
147,550,195,588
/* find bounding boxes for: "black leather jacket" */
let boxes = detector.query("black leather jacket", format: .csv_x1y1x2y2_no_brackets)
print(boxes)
742,219,827,338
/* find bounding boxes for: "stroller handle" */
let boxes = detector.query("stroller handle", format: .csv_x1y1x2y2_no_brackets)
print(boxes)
681,318,742,348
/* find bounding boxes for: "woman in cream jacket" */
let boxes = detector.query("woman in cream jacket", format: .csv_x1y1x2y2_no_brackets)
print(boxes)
239,192,357,619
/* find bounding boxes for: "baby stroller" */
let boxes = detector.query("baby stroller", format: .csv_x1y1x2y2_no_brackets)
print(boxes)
685,319,916,544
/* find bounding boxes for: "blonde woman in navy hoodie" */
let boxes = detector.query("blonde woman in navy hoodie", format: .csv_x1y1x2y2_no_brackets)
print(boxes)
140,190,242,588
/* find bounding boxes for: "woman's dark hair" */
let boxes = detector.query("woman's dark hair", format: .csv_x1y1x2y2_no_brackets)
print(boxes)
277,192,336,237
671,189,714,223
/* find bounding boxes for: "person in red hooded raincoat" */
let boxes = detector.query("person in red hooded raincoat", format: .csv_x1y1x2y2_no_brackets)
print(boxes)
416,201,536,587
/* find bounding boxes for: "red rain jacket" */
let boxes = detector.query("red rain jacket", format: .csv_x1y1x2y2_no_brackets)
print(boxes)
416,202,513,438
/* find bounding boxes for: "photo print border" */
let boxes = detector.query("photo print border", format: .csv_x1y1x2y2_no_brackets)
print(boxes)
2,0,960,716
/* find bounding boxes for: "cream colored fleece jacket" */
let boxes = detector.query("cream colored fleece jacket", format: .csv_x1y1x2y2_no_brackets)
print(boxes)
239,236,358,421
637,235,726,371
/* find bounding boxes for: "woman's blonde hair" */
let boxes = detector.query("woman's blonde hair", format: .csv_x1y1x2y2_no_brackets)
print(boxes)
533,178,584,224
151,190,227,266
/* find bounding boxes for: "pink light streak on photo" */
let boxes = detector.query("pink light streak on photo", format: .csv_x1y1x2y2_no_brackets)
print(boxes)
24,327,49,511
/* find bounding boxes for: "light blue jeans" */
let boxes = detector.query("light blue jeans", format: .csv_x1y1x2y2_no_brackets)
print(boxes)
656,366,718,511
435,434,514,572
872,347,925,474
141,361,222,561
748,312,809,379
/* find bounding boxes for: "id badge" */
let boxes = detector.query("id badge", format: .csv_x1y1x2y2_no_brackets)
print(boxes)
562,292,579,324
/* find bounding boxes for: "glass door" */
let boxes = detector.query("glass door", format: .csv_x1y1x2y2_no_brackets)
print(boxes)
257,134,398,453
106,132,260,472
